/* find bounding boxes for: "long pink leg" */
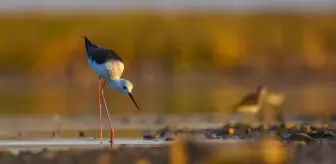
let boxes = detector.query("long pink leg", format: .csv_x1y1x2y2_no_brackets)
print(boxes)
101,80,115,148
98,77,103,147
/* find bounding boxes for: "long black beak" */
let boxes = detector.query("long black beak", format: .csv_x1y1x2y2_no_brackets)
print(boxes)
128,93,141,111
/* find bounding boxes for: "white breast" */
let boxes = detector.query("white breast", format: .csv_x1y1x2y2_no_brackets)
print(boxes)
236,105,260,114
88,59,124,80
105,60,124,80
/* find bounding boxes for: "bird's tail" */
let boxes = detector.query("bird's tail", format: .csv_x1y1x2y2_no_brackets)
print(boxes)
228,104,239,114
82,36,99,52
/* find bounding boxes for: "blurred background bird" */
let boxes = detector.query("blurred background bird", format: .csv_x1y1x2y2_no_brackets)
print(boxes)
230,85,268,123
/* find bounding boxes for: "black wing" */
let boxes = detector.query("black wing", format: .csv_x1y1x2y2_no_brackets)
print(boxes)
88,48,123,64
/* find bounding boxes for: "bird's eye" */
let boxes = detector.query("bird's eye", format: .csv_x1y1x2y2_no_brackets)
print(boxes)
123,86,127,90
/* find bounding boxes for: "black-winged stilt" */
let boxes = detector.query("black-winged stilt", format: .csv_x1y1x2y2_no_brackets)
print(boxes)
83,36,141,148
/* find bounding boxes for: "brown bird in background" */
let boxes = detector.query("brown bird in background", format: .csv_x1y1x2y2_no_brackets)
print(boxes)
230,85,268,123
232,85,268,114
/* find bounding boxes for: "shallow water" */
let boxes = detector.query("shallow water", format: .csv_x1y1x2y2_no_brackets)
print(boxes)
0,138,249,154
0,138,167,154
0,138,166,147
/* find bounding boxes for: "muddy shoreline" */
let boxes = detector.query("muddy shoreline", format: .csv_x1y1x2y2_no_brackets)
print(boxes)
0,138,333,164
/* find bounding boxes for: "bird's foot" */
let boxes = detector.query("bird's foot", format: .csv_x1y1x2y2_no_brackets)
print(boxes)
100,141,103,147
109,140,115,149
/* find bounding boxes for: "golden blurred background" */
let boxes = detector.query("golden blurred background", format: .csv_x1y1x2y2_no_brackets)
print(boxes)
1,6,336,117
